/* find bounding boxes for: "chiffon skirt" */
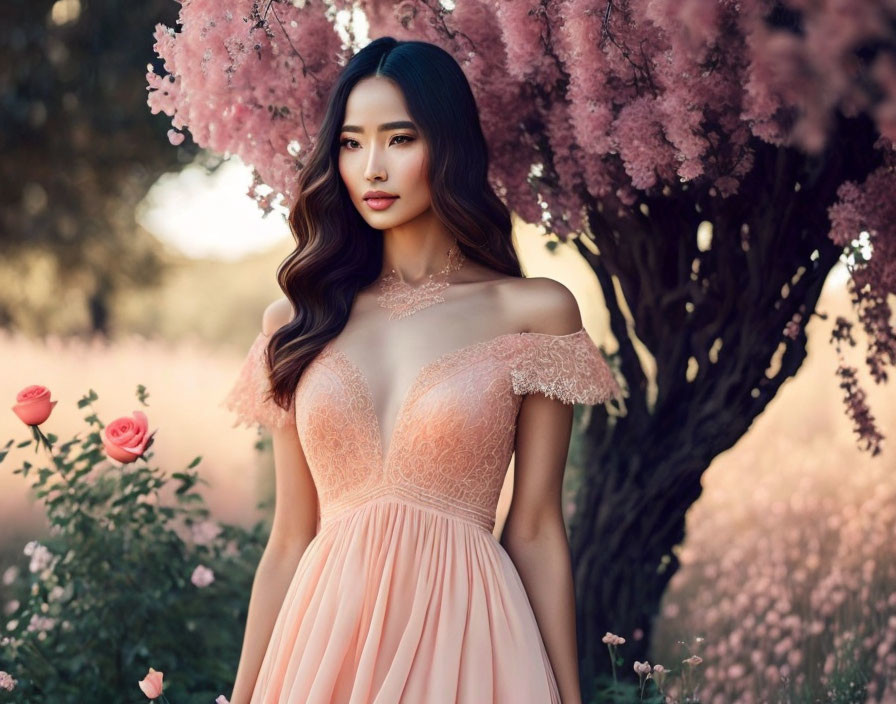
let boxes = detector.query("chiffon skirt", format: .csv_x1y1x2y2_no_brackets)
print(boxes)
249,498,562,703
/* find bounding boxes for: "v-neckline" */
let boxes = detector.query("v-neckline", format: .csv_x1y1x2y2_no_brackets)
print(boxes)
258,326,587,466
316,326,586,468
320,332,522,468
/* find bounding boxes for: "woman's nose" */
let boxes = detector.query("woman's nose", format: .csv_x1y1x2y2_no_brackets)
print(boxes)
364,147,386,181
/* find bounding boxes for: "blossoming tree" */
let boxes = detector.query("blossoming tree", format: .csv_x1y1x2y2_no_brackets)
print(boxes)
147,0,896,686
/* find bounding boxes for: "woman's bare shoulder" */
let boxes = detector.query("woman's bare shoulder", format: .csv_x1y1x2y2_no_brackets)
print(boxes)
484,275,537,332
262,297,296,335
499,276,582,334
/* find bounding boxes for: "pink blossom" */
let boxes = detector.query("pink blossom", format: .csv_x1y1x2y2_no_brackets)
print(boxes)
23,541,53,574
26,614,57,633
727,663,746,679
147,0,344,208
650,663,668,688
0,671,16,691
146,0,896,232
138,667,164,699
1,566,18,585
783,312,802,340
191,564,215,588
191,519,223,545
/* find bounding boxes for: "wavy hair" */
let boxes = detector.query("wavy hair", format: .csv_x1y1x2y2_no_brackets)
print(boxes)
265,36,521,413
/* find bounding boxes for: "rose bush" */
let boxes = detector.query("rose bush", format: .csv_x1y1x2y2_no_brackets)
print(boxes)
0,384,268,703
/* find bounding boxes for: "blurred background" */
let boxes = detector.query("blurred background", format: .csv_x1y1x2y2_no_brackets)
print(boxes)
1,1,894,701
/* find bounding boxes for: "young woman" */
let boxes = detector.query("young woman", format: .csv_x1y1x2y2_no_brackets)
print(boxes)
222,36,622,704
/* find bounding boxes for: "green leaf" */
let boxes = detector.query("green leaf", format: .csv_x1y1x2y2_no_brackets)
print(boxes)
172,471,197,495
77,389,99,408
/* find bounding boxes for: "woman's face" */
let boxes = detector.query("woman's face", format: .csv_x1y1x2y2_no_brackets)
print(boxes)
338,76,431,230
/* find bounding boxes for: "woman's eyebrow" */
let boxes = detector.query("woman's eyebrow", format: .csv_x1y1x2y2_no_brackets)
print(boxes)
340,120,417,133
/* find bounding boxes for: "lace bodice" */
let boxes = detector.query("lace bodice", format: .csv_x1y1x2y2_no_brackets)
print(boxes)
221,327,622,532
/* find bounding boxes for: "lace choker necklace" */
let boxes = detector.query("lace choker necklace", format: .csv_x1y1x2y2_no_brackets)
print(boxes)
377,240,466,320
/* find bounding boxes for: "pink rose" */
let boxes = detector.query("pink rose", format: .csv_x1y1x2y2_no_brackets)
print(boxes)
102,410,156,464
137,667,164,699
11,385,57,426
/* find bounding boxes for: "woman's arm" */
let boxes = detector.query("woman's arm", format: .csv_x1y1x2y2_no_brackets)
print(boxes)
501,395,582,704
499,278,589,704
229,418,318,703
228,535,312,704
229,303,319,704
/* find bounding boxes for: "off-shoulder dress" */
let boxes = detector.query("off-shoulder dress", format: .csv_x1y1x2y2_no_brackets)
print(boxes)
221,326,623,704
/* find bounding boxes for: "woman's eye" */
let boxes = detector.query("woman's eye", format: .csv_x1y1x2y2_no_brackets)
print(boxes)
339,135,413,149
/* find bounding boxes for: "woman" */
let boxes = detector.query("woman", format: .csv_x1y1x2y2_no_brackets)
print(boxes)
222,36,622,704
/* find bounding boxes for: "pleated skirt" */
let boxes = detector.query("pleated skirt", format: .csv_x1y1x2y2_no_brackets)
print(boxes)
250,498,562,703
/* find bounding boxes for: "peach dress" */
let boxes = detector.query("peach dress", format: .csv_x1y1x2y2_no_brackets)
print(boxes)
222,326,623,704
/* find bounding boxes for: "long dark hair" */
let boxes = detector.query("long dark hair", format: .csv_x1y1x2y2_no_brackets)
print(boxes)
266,36,522,413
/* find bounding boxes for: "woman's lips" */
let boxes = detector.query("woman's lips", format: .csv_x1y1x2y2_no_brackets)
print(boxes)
364,196,399,211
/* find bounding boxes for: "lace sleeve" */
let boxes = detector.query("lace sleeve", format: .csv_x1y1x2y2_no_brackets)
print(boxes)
510,327,623,405
220,331,295,430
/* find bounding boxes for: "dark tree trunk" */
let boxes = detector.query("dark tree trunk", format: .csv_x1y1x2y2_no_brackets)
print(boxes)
568,114,881,692
88,278,111,336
